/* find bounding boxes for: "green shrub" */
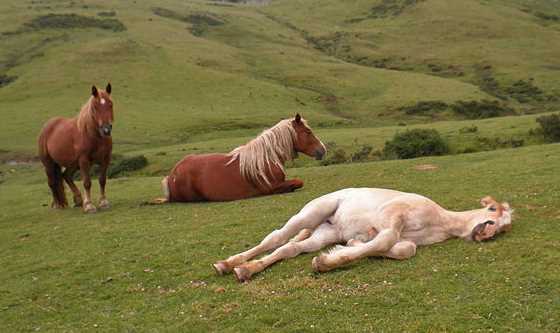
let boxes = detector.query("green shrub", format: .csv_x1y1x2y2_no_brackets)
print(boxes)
24,14,126,32
108,155,148,178
351,144,373,162
451,100,514,119
399,101,448,116
536,114,560,142
459,125,478,133
383,129,449,159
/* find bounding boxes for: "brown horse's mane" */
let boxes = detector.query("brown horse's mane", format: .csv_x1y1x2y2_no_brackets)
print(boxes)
76,96,96,135
227,119,304,187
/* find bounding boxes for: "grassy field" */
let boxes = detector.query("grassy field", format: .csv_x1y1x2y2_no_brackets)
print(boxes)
1,145,559,332
1,0,560,331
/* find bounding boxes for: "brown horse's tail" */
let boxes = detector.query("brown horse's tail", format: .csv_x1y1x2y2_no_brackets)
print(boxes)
46,161,68,208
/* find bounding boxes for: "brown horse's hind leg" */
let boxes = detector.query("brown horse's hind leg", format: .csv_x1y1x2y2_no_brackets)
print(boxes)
62,167,83,207
43,159,68,209
271,179,304,194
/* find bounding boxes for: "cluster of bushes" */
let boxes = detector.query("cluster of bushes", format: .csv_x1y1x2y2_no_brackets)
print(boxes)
320,142,380,166
383,129,449,159
535,114,560,142
0,74,17,88
24,14,126,32
83,155,148,179
152,7,224,36
400,100,514,119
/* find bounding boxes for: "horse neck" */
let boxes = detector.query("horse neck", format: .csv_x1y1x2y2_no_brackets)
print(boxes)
438,208,486,239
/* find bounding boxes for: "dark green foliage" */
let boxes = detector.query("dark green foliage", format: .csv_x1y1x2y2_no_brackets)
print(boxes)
399,101,448,115
97,11,117,17
0,74,17,87
351,144,374,162
476,136,525,150
369,0,425,19
459,125,478,133
152,7,224,36
534,12,560,22
536,114,560,142
504,79,545,103
451,100,515,119
23,14,126,32
383,129,449,159
107,155,148,178
305,32,351,56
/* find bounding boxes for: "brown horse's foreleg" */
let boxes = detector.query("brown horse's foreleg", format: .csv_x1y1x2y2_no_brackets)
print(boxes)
233,223,340,283
79,158,96,213
270,178,304,194
62,167,83,207
98,160,110,210
213,195,339,275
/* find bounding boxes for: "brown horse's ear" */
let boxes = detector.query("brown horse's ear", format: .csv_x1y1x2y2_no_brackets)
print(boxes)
295,113,301,123
106,83,112,95
92,85,99,97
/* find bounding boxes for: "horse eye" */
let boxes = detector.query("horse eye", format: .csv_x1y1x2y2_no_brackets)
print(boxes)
488,206,496,212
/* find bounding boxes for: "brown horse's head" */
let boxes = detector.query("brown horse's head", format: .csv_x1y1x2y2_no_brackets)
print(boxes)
91,83,114,137
292,114,326,160
470,196,513,241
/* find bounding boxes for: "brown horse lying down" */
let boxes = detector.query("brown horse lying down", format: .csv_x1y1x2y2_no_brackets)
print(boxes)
38,84,114,213
213,188,513,282
159,114,326,202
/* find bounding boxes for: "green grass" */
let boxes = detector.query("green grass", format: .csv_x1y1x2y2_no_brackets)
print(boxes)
2,0,560,331
1,145,559,331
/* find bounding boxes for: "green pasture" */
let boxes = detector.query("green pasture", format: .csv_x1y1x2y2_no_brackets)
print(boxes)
1,0,560,331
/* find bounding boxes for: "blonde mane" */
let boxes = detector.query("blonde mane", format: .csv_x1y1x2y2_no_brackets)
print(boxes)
76,96,96,134
227,119,302,187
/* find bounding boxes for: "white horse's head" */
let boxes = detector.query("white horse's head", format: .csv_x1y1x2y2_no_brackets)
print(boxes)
470,196,513,241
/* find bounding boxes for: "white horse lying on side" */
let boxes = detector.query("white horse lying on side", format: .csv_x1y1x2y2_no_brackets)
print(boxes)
213,188,513,282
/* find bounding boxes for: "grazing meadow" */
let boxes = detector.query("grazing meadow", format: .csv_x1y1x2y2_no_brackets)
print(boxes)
1,0,559,331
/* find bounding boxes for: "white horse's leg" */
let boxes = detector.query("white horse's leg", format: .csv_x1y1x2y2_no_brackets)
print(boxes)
312,207,408,272
213,196,340,275
233,223,340,282
346,239,416,259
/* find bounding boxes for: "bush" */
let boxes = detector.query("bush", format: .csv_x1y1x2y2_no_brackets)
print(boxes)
24,14,126,32
108,155,148,178
383,129,449,159
536,114,560,142
451,100,514,119
459,125,478,133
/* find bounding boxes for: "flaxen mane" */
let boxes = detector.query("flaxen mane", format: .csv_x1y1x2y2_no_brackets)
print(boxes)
76,96,96,135
227,119,302,187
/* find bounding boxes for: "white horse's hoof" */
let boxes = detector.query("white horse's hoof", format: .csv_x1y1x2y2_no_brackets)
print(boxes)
213,261,231,275
233,266,252,283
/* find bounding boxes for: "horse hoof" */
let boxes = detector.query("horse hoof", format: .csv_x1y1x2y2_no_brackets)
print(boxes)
312,255,330,273
73,197,83,208
99,199,111,210
213,261,231,275
233,266,252,283
83,203,97,214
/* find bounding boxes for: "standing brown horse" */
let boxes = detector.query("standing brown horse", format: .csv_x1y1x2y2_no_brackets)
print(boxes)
38,84,114,213
159,114,326,202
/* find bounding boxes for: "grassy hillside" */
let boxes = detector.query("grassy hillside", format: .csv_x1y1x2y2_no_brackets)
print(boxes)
1,0,559,154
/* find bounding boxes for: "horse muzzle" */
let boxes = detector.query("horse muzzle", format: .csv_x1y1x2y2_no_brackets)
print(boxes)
314,147,326,160
99,124,112,137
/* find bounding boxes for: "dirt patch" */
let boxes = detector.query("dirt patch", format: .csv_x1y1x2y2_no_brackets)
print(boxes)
413,164,438,171
152,7,224,37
